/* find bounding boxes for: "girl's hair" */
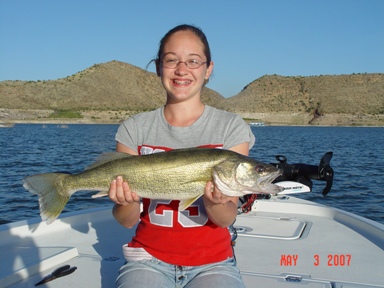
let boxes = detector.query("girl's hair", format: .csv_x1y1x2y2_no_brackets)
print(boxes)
148,24,212,74
156,24,211,65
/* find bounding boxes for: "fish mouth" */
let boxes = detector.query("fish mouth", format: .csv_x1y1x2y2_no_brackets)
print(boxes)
257,169,284,193
213,168,284,196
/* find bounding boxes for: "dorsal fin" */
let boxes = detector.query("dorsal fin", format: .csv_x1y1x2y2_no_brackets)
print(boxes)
85,152,133,170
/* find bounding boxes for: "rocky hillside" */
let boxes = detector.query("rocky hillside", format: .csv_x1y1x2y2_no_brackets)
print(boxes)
0,61,383,125
0,60,224,111
220,74,384,115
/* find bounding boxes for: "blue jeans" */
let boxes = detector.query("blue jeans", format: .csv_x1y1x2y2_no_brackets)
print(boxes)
116,257,245,288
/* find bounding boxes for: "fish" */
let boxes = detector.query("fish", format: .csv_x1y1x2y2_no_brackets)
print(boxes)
22,148,283,224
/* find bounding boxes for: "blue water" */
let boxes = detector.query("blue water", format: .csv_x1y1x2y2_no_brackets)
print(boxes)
0,124,383,225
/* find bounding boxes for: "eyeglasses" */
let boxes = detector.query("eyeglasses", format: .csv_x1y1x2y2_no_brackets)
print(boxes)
161,58,207,69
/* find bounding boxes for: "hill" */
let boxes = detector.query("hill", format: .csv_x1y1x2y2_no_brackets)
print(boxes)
221,74,384,114
0,61,383,126
0,60,224,111
218,73,384,126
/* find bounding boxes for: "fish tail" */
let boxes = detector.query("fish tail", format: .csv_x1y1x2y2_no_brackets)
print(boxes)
22,173,71,224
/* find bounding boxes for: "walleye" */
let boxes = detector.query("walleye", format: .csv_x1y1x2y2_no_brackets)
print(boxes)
23,148,283,224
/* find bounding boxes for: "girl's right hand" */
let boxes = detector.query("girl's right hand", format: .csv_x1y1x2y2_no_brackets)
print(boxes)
109,176,140,206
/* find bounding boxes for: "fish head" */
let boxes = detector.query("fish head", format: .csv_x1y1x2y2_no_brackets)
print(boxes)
212,157,284,196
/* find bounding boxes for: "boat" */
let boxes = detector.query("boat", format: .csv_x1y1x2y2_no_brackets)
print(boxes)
1,153,384,288
0,122,14,128
249,122,266,126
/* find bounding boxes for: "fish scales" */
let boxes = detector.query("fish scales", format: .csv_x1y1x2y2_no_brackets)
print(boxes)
22,148,283,224
69,149,229,198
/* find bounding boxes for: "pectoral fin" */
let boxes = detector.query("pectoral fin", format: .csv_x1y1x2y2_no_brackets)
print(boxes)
178,195,202,210
91,190,109,198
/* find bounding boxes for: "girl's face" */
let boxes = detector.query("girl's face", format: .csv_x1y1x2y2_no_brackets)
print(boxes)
158,30,213,103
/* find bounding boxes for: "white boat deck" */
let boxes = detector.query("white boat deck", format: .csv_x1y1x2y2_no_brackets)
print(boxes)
1,196,383,288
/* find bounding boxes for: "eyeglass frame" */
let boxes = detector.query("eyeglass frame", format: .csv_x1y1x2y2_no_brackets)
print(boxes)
160,58,208,69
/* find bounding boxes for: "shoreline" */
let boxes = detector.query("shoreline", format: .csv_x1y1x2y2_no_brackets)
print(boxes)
1,108,383,127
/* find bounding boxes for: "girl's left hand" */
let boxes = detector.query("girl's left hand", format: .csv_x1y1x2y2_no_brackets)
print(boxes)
202,181,239,227
203,181,236,207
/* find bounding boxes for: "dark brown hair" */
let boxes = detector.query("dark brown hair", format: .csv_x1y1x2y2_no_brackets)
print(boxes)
149,24,212,75
157,24,211,63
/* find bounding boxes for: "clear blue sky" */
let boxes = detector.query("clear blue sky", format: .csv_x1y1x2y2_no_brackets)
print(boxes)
1,0,383,97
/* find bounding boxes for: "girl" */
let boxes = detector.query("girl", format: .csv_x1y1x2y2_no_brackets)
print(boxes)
109,24,255,288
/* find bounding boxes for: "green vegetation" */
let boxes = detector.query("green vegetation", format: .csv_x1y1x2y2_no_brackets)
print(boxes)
48,110,83,119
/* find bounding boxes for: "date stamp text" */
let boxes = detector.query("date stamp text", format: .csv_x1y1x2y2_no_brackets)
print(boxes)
280,254,352,266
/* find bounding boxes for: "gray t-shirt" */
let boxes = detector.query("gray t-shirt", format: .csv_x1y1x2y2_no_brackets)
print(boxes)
115,105,255,154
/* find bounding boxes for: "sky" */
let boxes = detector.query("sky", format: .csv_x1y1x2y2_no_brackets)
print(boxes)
0,0,383,97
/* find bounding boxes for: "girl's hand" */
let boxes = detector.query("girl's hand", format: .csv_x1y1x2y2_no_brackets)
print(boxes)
109,176,140,205
203,181,236,207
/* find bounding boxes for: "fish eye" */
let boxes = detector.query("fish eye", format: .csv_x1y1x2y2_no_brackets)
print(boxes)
255,165,265,173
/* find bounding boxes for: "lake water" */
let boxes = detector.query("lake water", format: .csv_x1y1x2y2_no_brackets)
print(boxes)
0,124,383,225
